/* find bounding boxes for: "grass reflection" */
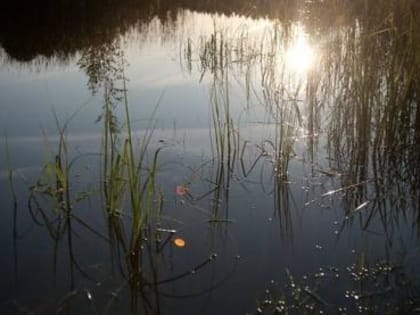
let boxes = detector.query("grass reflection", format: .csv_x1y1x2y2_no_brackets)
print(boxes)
182,0,420,235
3,0,420,313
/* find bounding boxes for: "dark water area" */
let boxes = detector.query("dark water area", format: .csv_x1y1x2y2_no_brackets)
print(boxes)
1,1,420,314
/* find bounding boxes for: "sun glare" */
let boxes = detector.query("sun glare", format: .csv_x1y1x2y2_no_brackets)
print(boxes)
285,33,315,74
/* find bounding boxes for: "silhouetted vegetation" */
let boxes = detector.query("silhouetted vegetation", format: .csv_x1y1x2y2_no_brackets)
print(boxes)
2,0,420,313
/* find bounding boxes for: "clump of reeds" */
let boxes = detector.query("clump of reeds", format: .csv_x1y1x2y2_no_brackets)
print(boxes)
181,1,420,235
181,18,305,227
98,60,166,287
308,0,420,233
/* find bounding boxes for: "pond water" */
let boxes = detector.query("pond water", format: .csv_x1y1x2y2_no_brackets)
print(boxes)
1,1,420,314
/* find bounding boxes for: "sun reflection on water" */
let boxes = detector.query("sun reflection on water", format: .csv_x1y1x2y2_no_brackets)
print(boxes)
284,29,316,74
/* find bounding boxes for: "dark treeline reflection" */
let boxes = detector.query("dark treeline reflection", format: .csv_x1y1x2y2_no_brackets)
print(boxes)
0,0,149,62
0,0,300,62
1,0,419,63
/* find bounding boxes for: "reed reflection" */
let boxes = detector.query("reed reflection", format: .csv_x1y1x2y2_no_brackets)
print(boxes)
3,0,420,313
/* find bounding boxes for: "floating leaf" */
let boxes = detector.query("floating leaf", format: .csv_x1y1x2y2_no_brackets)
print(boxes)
174,238,186,248
176,185,189,196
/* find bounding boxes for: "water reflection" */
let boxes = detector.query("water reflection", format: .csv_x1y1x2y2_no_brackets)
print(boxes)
284,26,316,74
1,0,420,314
0,0,301,64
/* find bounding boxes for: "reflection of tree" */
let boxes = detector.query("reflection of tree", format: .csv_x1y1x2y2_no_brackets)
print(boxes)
0,0,301,64
0,2,127,62
2,0,417,65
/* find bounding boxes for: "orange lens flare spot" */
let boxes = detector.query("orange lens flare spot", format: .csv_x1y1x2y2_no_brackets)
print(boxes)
174,238,186,248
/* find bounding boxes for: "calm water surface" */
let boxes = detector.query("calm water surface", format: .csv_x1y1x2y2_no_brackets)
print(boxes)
1,1,419,314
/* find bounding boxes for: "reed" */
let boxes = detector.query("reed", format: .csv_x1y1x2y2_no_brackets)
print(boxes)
7,1,420,312
309,0,420,234
180,0,420,239
99,64,166,289
180,18,309,240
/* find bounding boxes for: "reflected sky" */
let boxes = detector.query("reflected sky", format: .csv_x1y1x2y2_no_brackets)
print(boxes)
0,4,419,314
0,15,274,171
0,10,305,139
